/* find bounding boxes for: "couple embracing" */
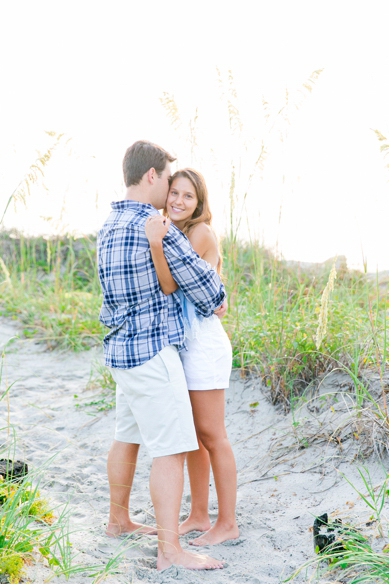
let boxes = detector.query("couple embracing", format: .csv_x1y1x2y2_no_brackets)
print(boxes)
98,140,238,571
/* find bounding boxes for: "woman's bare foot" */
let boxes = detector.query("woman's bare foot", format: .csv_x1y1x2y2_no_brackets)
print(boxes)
179,515,211,535
157,548,224,571
106,520,157,537
189,523,239,546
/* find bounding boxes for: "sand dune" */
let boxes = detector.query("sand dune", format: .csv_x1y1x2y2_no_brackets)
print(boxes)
1,317,386,583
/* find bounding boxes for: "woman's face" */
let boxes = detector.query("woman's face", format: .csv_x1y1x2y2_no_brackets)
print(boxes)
166,176,199,227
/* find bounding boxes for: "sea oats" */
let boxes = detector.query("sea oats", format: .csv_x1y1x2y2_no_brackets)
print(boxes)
0,257,12,289
315,257,337,350
1,132,64,226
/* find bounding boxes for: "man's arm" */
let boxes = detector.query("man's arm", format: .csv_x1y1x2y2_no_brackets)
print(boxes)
162,225,226,317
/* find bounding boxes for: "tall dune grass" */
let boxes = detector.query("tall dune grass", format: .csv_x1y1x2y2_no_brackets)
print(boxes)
1,73,388,583
223,236,388,407
1,230,388,409
0,232,103,350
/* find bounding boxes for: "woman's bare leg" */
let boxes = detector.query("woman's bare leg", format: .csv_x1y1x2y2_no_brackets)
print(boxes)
179,438,211,535
188,390,239,546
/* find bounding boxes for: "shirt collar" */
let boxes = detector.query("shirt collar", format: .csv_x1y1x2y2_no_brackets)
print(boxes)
111,200,158,214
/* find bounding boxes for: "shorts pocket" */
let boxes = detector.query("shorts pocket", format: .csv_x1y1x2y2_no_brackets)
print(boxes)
157,346,176,383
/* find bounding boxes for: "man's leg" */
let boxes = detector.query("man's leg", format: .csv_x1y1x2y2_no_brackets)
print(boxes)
109,349,224,569
151,452,223,571
106,440,156,537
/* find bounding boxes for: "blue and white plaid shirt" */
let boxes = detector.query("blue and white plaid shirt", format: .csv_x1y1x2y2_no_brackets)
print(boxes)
98,200,226,369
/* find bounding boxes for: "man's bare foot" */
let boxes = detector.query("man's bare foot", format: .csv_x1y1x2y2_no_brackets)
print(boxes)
179,516,211,535
189,523,239,546
106,521,157,537
157,549,224,571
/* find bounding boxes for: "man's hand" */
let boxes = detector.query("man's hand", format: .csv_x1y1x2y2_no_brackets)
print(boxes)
145,215,171,245
214,298,228,319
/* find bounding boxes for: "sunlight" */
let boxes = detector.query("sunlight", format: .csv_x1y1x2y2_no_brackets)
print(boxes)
1,1,388,271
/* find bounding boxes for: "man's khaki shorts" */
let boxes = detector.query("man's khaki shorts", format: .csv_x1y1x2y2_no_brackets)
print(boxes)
109,345,198,458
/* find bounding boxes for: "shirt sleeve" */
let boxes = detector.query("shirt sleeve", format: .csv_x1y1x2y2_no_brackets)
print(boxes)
162,224,226,317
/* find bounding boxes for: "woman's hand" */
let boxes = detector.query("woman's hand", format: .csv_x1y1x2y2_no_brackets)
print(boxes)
145,215,171,245
214,298,228,319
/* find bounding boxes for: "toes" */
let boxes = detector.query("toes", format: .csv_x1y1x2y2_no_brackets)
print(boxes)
203,556,224,569
206,562,223,570
189,539,206,547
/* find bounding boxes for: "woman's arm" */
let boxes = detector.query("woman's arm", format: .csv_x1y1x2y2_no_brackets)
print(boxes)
145,216,178,295
149,242,179,295
162,227,225,317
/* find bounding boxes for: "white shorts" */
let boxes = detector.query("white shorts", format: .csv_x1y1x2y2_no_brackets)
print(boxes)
179,315,233,391
110,345,198,458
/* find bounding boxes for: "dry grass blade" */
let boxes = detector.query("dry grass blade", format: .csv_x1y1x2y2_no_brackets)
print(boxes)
315,257,337,350
372,128,389,175
0,132,65,227
0,257,12,289
159,92,181,131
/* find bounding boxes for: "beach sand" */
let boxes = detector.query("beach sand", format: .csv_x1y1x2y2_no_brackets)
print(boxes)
1,317,387,583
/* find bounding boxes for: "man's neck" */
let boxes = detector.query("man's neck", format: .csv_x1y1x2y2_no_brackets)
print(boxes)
124,185,152,204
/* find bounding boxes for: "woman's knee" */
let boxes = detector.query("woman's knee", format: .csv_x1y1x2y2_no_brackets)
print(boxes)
197,428,227,452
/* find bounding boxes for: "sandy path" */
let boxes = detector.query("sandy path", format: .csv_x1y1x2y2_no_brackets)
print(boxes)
1,317,386,583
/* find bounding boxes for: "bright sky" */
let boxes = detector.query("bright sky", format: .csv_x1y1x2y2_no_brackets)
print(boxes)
1,1,389,271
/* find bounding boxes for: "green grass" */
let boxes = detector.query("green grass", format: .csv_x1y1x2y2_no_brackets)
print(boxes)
222,238,388,408
3,285,104,351
286,468,389,583
288,536,389,583
1,234,388,582
0,231,388,408
0,359,72,582
0,446,66,582
0,344,143,582
0,232,104,350
0,464,139,583
74,360,116,411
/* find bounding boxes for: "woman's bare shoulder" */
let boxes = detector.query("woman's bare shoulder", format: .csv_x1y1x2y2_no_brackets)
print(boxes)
187,223,218,257
188,223,216,244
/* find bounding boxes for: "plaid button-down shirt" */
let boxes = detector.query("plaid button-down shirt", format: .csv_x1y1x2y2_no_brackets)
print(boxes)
98,200,226,369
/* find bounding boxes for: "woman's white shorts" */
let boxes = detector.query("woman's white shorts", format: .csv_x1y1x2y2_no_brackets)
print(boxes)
110,345,198,458
179,315,233,391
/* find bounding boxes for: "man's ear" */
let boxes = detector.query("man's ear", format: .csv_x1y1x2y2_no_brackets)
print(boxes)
147,167,156,184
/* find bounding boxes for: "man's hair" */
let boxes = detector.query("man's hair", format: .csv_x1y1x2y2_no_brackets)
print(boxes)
122,141,176,187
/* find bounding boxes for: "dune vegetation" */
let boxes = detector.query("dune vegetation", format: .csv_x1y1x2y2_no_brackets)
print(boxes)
1,72,389,582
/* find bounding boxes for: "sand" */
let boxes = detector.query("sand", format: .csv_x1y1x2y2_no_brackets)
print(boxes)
1,316,387,584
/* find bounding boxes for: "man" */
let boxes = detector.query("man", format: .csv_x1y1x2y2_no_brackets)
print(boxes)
98,140,226,571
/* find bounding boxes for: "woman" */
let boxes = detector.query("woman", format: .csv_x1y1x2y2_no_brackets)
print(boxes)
145,168,239,546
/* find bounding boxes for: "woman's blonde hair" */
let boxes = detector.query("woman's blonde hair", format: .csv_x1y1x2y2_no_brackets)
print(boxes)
167,168,222,274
